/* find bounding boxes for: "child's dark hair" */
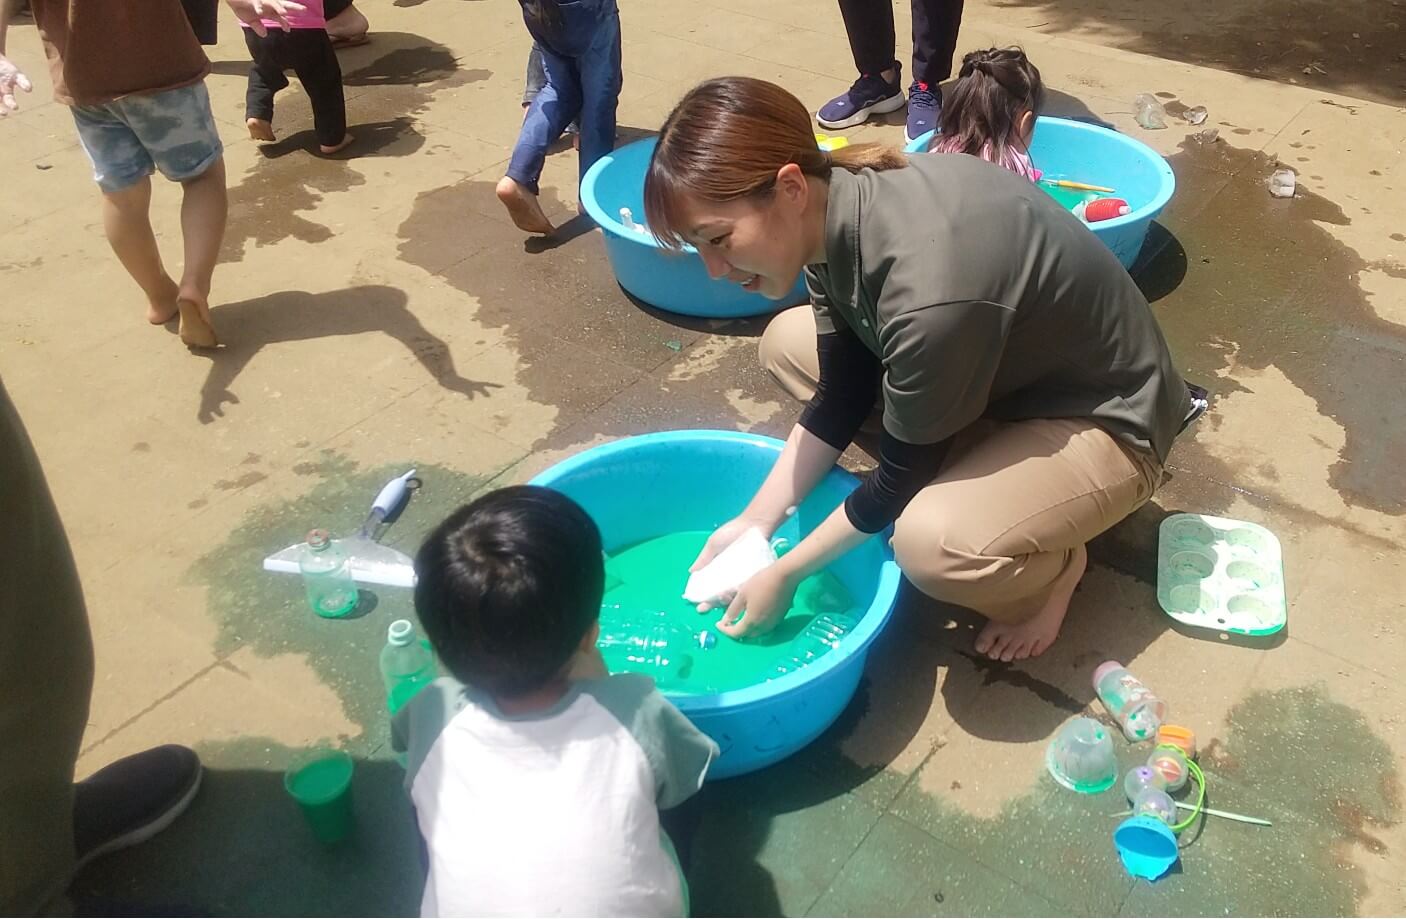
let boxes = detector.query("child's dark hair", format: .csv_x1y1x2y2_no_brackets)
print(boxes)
934,47,1044,158
414,485,604,698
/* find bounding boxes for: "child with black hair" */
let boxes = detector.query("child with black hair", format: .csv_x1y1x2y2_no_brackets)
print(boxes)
395,485,717,918
929,46,1044,181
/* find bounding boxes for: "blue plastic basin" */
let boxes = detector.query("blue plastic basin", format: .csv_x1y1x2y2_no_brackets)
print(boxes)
905,116,1175,268
581,138,808,319
530,430,901,779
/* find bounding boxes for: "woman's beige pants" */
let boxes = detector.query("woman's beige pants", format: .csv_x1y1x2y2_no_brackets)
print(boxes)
760,306,1162,623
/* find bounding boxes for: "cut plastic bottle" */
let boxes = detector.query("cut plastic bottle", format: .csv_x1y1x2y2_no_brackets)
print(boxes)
299,528,359,618
1093,661,1166,742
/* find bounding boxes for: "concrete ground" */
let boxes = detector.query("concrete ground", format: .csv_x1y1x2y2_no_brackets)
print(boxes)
2,0,1404,914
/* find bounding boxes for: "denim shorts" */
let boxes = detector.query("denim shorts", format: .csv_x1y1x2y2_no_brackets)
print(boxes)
71,82,224,194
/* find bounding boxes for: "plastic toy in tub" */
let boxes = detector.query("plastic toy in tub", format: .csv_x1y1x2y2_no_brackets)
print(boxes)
1157,514,1287,637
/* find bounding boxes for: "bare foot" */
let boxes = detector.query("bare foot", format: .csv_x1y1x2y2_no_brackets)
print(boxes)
495,176,555,235
146,277,180,325
974,543,1087,662
247,117,275,143
176,295,218,349
319,133,354,155
326,3,369,42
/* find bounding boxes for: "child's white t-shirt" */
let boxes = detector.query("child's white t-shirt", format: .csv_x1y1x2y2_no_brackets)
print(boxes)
393,674,718,917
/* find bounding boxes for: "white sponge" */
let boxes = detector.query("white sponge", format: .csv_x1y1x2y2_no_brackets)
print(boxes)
682,527,777,605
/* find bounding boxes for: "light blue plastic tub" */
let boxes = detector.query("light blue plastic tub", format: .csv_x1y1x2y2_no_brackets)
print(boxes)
905,116,1175,268
530,430,902,779
580,138,808,319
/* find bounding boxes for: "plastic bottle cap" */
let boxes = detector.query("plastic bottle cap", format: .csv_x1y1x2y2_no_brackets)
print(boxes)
1092,660,1123,688
306,529,331,549
388,619,415,646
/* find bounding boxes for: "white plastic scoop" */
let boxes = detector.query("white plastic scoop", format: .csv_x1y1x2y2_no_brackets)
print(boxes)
263,468,419,588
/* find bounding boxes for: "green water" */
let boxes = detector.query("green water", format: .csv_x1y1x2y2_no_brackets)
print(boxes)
599,531,858,695
1041,183,1093,211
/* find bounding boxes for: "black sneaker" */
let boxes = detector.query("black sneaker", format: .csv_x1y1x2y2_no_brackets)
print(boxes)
1179,381,1211,434
905,81,942,143
817,62,906,130
73,745,203,871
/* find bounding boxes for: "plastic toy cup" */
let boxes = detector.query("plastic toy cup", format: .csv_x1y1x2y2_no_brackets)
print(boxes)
1147,745,1190,792
1132,788,1177,825
1046,717,1117,794
285,748,355,844
1114,816,1179,881
1124,764,1168,803
1156,724,1197,759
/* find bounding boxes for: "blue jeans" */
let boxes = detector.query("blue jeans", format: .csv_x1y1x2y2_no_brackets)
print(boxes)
506,0,622,195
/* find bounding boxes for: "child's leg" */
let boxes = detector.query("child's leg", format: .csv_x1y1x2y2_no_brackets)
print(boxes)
70,102,179,324
243,29,289,141
287,30,350,152
118,83,226,348
176,157,227,349
523,42,547,110
499,44,583,234
574,0,623,187
100,178,180,325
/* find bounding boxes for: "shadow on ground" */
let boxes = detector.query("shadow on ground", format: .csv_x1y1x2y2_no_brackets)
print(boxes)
196,285,498,424
71,739,422,916
993,0,1406,105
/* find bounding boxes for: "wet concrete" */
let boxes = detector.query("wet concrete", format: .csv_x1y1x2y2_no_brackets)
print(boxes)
982,0,1406,105
1144,135,1406,516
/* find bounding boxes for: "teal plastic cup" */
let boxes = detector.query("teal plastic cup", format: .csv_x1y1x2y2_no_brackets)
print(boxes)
285,748,355,844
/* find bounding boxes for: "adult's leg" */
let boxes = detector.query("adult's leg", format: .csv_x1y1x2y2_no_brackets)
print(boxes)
0,378,95,915
910,0,965,85
573,0,622,185
837,0,897,77
891,417,1160,661
288,30,349,152
175,158,227,349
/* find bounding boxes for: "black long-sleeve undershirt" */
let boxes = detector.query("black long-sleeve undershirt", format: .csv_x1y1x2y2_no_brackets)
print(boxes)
796,331,952,534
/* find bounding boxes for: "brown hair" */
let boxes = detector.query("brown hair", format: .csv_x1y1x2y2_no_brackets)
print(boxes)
933,47,1044,158
644,77,906,250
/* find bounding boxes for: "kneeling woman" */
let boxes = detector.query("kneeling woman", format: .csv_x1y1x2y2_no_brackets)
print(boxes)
643,77,1197,661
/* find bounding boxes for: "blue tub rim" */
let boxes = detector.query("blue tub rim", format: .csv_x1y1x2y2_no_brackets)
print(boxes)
528,429,903,716
904,115,1176,235
581,137,680,251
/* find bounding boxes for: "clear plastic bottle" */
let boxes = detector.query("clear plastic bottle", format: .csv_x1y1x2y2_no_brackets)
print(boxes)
299,529,358,618
379,619,437,715
773,613,858,676
597,619,707,688
1093,661,1167,742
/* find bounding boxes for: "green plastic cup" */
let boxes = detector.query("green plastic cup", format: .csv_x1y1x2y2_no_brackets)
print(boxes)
284,748,355,845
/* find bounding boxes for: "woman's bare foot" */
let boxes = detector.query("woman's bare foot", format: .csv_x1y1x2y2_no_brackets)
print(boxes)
319,133,354,155
146,277,181,324
496,176,555,235
974,543,1088,662
247,117,275,142
176,295,218,349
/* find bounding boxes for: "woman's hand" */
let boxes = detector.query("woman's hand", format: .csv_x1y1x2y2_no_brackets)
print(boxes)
690,514,775,573
716,565,800,639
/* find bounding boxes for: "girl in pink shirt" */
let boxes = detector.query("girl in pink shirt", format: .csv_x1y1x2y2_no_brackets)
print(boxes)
241,0,353,154
928,47,1044,182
